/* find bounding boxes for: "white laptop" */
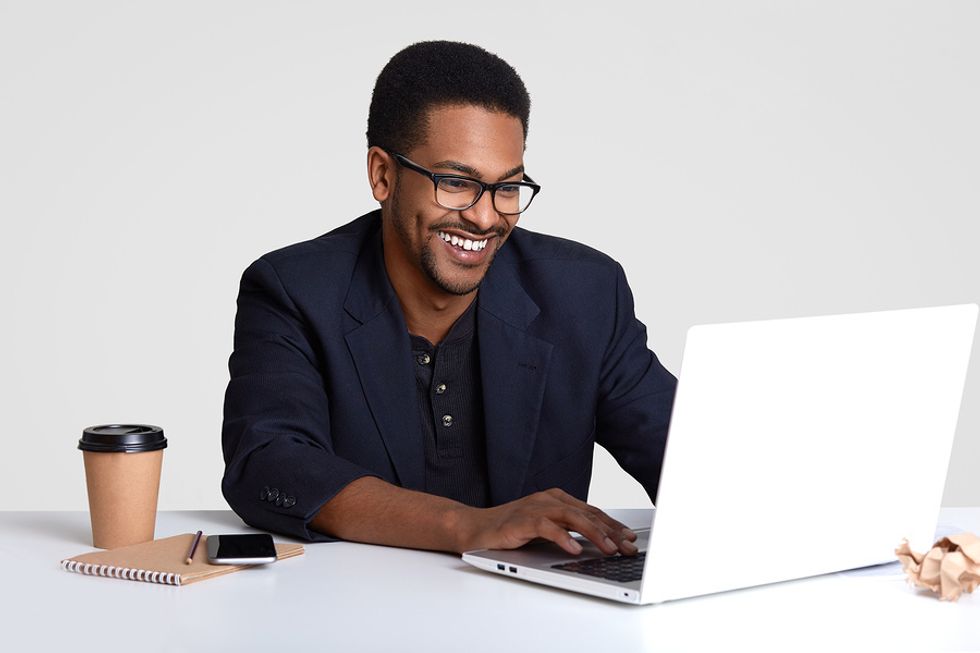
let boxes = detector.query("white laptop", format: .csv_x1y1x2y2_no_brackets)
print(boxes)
462,303,978,605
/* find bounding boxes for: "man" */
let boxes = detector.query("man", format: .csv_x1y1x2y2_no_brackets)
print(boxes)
221,41,677,557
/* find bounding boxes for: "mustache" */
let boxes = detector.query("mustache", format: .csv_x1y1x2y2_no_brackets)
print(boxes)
432,223,506,239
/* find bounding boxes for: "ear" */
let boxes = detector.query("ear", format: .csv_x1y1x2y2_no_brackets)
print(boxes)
367,147,395,203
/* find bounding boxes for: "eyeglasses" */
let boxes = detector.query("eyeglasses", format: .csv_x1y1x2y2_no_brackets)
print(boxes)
391,152,541,215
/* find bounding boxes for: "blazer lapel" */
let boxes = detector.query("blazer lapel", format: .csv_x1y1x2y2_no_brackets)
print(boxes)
478,251,554,506
343,220,425,491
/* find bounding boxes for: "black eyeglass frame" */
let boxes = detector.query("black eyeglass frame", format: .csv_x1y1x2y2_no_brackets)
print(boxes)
391,152,541,215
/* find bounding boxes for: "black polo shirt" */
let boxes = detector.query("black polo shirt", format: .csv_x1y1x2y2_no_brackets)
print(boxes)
409,298,491,508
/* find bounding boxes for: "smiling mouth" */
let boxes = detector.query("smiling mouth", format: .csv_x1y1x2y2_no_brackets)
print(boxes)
436,230,491,252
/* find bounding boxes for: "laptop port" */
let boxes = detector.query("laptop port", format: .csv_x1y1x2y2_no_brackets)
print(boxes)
509,566,518,573
496,564,505,571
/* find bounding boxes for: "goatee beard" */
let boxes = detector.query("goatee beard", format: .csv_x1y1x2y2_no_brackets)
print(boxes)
390,188,494,296
420,244,483,296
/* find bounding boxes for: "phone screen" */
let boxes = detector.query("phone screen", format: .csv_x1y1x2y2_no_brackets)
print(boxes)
210,534,277,560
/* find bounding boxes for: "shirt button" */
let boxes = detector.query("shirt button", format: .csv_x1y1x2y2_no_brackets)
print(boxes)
442,414,453,427
417,353,431,366
435,383,447,394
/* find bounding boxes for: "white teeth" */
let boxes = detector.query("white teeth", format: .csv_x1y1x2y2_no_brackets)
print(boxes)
438,231,487,252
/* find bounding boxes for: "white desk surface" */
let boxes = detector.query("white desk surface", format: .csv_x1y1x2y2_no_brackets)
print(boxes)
2,508,978,652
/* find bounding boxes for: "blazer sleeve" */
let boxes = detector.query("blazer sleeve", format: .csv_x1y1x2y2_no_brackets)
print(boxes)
594,262,678,504
221,257,378,542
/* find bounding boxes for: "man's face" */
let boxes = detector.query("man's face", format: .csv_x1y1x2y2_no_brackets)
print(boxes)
384,104,526,297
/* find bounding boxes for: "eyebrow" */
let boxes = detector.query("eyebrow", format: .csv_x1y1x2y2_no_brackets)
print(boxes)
431,160,526,182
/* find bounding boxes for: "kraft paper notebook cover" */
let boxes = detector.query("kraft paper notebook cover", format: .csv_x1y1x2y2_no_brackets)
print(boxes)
60,533,304,586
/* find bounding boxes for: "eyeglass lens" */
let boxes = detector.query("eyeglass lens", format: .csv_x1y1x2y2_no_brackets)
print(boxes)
436,178,534,214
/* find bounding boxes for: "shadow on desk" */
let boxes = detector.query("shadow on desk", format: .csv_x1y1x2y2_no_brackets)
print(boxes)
193,510,256,531
192,510,312,545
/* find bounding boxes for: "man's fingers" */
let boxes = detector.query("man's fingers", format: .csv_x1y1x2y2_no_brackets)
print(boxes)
534,518,584,555
584,506,634,539
552,507,623,555
489,490,639,556
520,507,614,556
543,488,637,546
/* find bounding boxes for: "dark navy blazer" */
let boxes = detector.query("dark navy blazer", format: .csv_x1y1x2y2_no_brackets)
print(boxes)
221,210,677,542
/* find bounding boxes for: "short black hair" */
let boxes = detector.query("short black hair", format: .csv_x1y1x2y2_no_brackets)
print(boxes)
367,41,531,154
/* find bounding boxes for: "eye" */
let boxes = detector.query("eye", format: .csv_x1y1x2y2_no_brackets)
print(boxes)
440,177,473,192
496,184,521,197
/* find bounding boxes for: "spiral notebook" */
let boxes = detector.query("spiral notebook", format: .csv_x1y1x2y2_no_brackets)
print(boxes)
60,533,304,586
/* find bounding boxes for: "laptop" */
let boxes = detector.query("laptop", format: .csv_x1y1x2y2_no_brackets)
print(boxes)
462,303,978,605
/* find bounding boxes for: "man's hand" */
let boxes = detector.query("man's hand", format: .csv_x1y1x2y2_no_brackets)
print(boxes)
311,477,636,557
454,488,638,556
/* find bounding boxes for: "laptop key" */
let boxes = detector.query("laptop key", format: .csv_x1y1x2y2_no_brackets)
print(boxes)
551,552,646,583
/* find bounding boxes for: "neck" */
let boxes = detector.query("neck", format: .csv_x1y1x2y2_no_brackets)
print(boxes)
399,293,475,345
382,227,476,346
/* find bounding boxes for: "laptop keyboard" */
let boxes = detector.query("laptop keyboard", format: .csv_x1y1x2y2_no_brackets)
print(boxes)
551,552,646,583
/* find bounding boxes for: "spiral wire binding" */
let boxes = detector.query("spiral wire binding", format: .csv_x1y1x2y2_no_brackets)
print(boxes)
61,559,182,586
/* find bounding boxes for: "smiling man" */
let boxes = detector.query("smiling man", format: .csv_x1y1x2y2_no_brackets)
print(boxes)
221,41,677,557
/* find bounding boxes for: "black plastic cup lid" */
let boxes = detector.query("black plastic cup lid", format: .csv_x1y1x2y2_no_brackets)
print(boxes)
78,424,167,453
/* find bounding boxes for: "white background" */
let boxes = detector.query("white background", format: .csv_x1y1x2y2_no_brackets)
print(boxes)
1,0,977,511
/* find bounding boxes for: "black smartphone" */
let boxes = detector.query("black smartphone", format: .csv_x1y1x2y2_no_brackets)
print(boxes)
206,533,277,565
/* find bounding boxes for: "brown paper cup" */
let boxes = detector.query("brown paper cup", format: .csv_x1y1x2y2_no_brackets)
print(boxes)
82,449,164,549
78,424,167,550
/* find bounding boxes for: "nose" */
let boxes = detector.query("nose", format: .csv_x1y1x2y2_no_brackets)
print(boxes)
459,188,501,234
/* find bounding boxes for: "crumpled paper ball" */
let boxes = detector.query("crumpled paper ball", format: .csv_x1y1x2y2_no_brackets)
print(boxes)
895,532,980,601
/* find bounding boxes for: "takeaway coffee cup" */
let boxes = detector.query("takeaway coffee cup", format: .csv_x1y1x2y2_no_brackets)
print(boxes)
78,424,167,549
